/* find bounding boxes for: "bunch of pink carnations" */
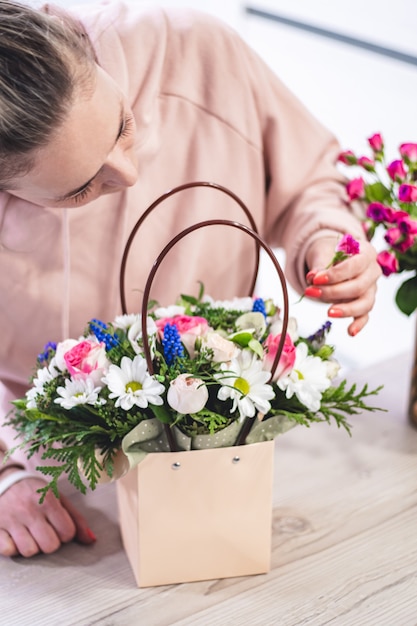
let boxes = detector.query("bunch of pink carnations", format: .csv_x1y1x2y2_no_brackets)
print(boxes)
338,133,417,315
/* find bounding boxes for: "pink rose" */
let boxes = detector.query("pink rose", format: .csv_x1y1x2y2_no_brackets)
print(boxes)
387,159,407,182
377,250,399,276
358,156,375,171
346,177,365,200
398,184,417,203
399,142,417,163
338,150,357,165
393,212,417,235
384,228,415,253
63,340,110,384
264,333,296,381
366,202,395,223
368,133,384,153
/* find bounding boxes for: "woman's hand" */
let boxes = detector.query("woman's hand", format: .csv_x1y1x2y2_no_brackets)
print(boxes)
0,473,96,557
304,236,382,336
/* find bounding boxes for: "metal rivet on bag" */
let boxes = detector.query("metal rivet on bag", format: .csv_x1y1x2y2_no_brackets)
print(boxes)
171,462,181,470
232,456,240,464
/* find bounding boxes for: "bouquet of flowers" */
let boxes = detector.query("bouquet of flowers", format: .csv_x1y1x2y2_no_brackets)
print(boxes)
7,283,382,501
338,133,417,315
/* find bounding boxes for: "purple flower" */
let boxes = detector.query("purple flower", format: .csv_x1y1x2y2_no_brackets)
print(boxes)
366,202,395,223
398,184,417,203
377,250,399,276
387,159,407,182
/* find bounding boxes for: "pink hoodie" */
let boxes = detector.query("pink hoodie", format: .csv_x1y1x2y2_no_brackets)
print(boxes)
0,2,364,461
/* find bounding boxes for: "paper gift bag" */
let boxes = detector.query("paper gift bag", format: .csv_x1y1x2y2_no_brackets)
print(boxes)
116,439,275,587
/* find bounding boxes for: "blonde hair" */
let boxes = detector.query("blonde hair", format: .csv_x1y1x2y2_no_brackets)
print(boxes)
0,0,96,188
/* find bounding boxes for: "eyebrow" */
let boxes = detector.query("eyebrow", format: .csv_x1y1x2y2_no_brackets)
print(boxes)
55,102,125,202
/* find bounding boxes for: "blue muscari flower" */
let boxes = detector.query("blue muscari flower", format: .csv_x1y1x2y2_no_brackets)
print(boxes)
162,323,184,366
38,341,57,363
308,321,332,345
89,318,120,351
252,297,267,318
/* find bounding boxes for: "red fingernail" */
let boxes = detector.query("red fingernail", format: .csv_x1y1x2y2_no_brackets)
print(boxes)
313,274,329,286
328,307,343,318
86,528,97,542
349,326,359,336
306,270,316,283
305,286,322,298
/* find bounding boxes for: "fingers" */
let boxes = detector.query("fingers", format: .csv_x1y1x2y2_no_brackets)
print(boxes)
59,494,96,545
304,239,381,334
0,476,95,558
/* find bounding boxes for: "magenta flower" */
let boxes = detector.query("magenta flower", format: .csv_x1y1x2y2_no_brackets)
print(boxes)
337,150,357,165
399,142,417,163
337,234,360,255
387,159,407,182
346,177,365,200
366,202,395,223
327,234,360,267
358,156,375,171
393,212,417,235
377,250,399,276
385,228,415,253
398,183,417,203
368,133,384,153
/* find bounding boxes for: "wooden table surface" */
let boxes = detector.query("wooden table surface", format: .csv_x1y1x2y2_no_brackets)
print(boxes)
2,352,417,626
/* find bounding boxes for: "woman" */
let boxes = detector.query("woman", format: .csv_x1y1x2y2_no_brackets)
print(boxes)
0,0,380,557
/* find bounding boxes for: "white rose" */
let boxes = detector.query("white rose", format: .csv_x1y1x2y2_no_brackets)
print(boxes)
202,332,240,363
167,374,209,414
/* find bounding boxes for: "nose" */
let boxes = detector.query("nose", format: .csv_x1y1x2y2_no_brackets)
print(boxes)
103,144,138,189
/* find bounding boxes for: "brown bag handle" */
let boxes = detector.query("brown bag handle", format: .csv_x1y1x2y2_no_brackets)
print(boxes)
119,183,289,449
120,181,260,314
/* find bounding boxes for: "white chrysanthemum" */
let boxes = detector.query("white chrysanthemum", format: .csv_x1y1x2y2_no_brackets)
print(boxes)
269,316,299,342
113,313,141,330
153,304,185,318
202,295,254,312
54,378,104,410
277,342,331,412
26,366,56,409
215,350,274,420
103,354,165,411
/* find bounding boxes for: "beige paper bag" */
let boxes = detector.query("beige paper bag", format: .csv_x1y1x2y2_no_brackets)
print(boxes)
116,440,275,587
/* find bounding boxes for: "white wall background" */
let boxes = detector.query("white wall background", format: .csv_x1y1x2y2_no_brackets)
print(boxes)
32,0,417,371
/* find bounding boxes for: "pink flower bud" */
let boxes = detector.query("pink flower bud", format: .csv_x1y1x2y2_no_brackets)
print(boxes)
338,150,357,165
399,142,417,163
346,177,365,200
358,156,375,171
394,212,417,235
377,250,399,276
368,133,384,153
387,159,407,182
398,183,417,203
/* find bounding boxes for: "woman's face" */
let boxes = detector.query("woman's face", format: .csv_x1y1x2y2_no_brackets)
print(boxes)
7,65,138,208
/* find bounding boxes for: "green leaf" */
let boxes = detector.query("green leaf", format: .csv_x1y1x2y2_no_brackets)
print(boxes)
395,275,417,316
364,181,391,203
149,404,172,424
